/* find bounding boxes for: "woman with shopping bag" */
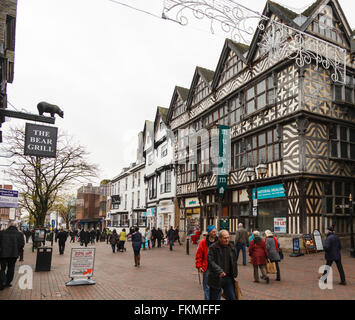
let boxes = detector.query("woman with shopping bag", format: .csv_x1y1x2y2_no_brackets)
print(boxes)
265,230,281,281
248,231,270,284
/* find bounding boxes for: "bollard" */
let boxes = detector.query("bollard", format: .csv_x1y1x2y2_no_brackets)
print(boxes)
186,236,189,255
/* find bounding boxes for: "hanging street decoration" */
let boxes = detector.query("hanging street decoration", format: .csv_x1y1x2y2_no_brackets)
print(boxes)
162,0,347,83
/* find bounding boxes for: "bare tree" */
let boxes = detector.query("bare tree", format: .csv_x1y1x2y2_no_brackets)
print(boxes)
2,125,99,227
52,194,76,230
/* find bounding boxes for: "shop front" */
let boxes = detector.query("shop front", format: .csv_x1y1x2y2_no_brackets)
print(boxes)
185,197,201,234
145,207,157,229
157,202,174,230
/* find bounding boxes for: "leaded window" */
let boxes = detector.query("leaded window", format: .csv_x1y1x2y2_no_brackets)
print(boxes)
245,76,274,116
219,51,244,85
330,124,355,160
193,77,210,105
231,128,280,170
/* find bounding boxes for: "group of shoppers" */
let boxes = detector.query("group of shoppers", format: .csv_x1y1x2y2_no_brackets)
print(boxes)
195,223,347,300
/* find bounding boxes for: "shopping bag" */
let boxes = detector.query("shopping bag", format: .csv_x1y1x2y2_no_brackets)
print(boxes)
234,280,242,300
266,259,277,274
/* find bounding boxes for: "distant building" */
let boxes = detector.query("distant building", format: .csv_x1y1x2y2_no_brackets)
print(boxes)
75,183,102,230
0,0,17,142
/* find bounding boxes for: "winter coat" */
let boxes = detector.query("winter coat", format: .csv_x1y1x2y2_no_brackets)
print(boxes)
131,232,142,251
195,237,217,273
0,226,25,258
174,229,180,240
57,231,68,243
79,230,89,243
207,241,238,289
167,229,175,241
265,236,280,262
90,230,96,238
109,233,119,245
119,232,127,242
324,233,342,261
249,237,268,266
235,228,249,245
151,228,157,239
156,230,164,240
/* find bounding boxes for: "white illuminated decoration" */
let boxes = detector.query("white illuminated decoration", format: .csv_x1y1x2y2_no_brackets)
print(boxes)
162,0,347,83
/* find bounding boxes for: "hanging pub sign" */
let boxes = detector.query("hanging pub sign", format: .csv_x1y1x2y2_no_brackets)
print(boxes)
217,125,230,198
24,123,58,158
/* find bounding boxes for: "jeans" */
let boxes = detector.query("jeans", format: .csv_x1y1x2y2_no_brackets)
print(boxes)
111,244,116,253
59,242,65,254
210,276,235,300
157,239,162,248
202,270,219,300
0,258,17,287
169,240,174,251
323,259,346,283
236,243,247,265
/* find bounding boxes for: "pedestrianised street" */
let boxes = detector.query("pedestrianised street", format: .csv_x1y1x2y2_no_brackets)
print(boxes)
0,240,354,300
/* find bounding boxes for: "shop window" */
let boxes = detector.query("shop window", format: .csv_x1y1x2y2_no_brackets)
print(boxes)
324,181,352,215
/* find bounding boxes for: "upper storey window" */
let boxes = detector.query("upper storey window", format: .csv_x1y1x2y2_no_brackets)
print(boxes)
173,95,187,119
192,77,210,106
311,9,346,46
219,51,244,85
245,76,274,115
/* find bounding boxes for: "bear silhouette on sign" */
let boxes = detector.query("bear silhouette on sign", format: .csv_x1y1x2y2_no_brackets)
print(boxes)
37,102,64,118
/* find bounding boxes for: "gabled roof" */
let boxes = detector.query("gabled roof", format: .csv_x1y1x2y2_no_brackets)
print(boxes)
143,120,154,148
154,106,169,134
166,86,189,124
212,38,250,90
186,66,215,108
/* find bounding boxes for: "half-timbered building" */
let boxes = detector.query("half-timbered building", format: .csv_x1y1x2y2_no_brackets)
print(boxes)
167,0,355,245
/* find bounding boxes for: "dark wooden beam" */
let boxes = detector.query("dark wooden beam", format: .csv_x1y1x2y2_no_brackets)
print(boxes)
0,109,56,124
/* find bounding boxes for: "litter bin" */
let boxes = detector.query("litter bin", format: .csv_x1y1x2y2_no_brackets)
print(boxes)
35,247,53,272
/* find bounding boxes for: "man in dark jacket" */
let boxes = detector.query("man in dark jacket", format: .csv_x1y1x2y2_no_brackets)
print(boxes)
156,228,164,248
96,229,101,242
167,226,175,251
79,229,89,247
235,223,249,266
57,228,68,255
0,223,25,290
322,226,346,285
151,227,157,248
207,230,238,300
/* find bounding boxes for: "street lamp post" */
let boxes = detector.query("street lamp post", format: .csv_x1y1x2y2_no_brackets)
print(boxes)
349,194,355,258
245,164,268,231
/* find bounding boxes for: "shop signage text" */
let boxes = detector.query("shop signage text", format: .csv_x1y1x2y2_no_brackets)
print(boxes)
0,189,18,208
253,184,286,200
274,217,287,233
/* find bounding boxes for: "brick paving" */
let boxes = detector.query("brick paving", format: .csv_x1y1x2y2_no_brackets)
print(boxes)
0,239,354,300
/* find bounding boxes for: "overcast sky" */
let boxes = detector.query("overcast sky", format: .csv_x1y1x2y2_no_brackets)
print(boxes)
2,0,354,189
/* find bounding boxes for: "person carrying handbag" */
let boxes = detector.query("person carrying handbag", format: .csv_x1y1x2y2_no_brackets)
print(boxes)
265,230,281,281
248,231,270,284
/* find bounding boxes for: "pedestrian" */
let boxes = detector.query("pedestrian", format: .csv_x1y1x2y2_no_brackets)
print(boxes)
132,227,142,267
96,229,101,243
54,228,58,243
70,229,75,243
321,226,346,285
265,230,281,281
141,229,146,250
106,228,111,244
57,227,68,255
167,226,175,251
235,223,249,266
79,229,89,247
109,229,119,253
151,227,157,248
0,222,25,290
249,230,270,284
90,228,96,245
25,229,31,243
174,227,182,245
156,228,164,248
118,228,127,252
207,230,238,300
195,225,219,300
145,228,151,250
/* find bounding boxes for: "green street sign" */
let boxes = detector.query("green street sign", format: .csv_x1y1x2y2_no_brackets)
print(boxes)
217,125,230,198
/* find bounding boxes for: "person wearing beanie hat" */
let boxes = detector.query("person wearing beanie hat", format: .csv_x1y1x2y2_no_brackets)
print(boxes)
195,225,219,300
322,226,346,285
265,230,281,281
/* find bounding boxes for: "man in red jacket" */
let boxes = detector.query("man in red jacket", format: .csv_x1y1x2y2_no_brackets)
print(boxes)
195,225,219,300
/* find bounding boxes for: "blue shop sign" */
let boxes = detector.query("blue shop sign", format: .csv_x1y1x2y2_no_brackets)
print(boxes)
252,184,286,200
